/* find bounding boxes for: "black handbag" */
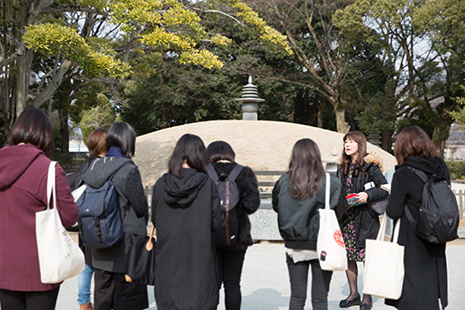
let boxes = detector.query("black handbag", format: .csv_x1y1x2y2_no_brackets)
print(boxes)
369,195,389,215
125,225,156,285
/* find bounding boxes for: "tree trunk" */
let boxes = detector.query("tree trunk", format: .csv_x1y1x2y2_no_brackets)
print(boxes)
381,130,393,153
16,55,29,117
59,109,69,154
335,108,350,134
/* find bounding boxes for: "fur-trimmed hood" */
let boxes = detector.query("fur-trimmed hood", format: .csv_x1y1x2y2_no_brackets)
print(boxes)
364,153,383,170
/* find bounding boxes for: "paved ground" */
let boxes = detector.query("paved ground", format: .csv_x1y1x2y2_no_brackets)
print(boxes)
56,240,465,310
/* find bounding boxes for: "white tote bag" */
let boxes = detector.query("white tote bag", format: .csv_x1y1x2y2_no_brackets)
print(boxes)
36,161,85,284
363,214,404,299
317,173,348,271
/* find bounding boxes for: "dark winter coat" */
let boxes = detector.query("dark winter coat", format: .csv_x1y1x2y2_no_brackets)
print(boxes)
82,156,148,273
385,156,449,310
152,168,224,310
210,162,261,250
0,144,78,291
272,173,345,250
337,154,389,248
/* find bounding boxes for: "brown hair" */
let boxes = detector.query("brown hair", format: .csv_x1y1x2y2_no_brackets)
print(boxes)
86,129,108,156
340,131,367,177
288,138,325,199
394,126,437,165
206,141,236,163
7,108,54,157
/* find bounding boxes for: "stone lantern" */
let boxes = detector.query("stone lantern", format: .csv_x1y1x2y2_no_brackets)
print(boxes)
235,76,265,120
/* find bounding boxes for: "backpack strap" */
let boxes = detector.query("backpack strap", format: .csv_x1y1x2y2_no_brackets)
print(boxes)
404,204,416,226
109,161,134,181
227,164,244,182
404,166,429,228
407,166,429,183
204,163,219,181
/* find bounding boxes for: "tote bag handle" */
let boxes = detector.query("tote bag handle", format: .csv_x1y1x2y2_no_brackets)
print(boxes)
325,173,330,210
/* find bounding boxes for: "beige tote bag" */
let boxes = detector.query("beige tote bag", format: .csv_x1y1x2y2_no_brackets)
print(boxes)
363,213,404,299
36,161,85,284
317,173,348,271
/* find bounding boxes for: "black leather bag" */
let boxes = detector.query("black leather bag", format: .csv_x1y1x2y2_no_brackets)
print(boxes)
125,225,156,285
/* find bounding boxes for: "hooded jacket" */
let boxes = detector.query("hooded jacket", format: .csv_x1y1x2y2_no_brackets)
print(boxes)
0,144,78,291
337,154,389,248
385,156,449,310
152,168,224,310
272,173,344,250
82,156,148,273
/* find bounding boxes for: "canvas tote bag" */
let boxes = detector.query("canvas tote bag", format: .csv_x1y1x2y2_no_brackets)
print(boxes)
36,161,85,284
317,173,348,271
363,214,404,299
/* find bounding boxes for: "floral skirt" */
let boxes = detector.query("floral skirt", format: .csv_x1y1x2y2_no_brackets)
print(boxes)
341,208,365,262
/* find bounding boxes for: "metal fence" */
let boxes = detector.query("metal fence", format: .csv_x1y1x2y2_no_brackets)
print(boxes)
453,190,465,220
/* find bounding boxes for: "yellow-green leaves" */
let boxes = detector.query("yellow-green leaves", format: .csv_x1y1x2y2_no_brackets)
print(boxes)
227,0,293,55
24,24,129,79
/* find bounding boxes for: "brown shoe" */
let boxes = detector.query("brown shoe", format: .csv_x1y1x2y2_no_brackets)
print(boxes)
79,303,93,310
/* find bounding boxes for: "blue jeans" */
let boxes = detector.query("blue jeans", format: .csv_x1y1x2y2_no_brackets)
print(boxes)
78,264,95,305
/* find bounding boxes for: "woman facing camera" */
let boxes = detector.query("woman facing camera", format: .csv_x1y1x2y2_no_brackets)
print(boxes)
0,108,79,310
337,131,388,310
205,141,261,310
152,134,224,310
385,126,449,310
272,138,344,310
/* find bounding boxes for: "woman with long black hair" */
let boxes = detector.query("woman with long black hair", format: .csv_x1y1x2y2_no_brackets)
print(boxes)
152,134,224,310
273,138,344,310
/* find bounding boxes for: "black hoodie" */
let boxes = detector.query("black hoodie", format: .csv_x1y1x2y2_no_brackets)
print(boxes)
152,168,224,310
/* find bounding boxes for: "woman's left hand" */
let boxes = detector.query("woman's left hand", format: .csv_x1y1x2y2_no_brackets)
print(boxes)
355,192,368,204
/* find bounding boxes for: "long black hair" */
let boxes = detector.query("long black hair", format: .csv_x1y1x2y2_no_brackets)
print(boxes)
106,122,136,158
288,138,325,199
168,134,206,178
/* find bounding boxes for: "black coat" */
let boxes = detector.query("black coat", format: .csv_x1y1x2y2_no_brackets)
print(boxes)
338,156,389,248
152,168,224,310
385,156,449,310
211,162,261,249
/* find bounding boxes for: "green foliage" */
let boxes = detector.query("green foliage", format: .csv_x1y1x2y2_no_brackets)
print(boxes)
446,161,465,180
24,24,130,79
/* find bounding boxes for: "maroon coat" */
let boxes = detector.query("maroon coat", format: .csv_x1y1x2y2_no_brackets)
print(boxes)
0,144,78,291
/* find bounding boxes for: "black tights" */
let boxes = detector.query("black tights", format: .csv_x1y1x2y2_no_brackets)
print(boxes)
345,260,372,304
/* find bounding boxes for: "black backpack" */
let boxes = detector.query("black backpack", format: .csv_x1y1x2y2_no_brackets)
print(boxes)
404,167,459,244
76,161,133,248
204,163,244,247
